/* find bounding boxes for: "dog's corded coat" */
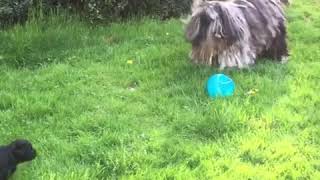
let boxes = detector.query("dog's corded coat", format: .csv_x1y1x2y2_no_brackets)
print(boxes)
185,0,289,69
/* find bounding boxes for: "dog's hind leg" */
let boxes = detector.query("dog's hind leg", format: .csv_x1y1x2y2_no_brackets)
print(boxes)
277,22,289,63
266,23,289,63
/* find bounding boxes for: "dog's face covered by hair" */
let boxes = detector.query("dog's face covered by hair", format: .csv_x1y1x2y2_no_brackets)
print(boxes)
185,0,289,69
186,1,249,67
0,139,36,180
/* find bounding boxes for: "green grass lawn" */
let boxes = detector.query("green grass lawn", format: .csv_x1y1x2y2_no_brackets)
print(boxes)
0,0,319,179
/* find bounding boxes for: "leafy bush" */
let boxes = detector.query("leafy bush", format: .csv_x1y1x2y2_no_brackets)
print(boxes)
0,0,192,27
0,0,31,28
81,0,192,22
36,0,192,22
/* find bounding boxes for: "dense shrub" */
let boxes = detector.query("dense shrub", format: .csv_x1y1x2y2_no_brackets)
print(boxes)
0,0,192,27
37,0,192,22
80,0,192,22
0,0,31,28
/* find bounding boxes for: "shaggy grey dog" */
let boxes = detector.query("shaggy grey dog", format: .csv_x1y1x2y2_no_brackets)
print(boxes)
185,0,289,69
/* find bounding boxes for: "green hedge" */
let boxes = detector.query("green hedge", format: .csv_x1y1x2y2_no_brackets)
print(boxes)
0,0,31,28
45,0,192,22
0,0,192,27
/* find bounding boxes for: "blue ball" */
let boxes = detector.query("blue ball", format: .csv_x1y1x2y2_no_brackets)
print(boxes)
206,74,235,98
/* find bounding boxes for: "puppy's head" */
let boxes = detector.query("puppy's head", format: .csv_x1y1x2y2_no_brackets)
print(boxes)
10,139,36,163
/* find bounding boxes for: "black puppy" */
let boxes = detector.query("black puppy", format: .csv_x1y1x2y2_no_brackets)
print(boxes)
0,140,36,180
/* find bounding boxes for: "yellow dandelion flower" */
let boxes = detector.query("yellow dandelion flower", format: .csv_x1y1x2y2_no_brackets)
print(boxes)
246,88,259,96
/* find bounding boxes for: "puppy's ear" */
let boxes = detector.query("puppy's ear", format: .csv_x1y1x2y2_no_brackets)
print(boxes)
213,3,244,44
12,143,25,158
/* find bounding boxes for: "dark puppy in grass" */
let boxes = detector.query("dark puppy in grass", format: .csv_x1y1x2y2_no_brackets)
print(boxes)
0,140,36,180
